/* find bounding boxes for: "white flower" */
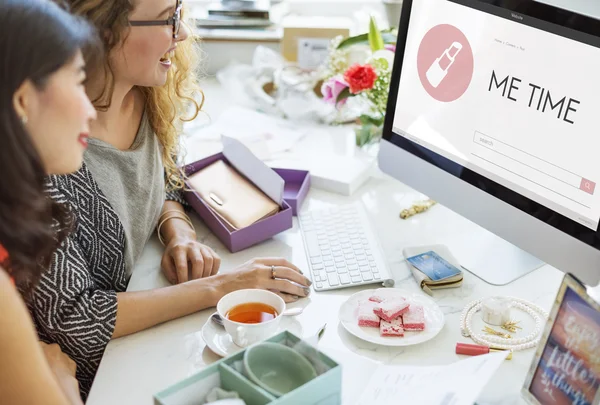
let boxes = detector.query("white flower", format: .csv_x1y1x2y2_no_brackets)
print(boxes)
346,45,372,65
371,49,395,70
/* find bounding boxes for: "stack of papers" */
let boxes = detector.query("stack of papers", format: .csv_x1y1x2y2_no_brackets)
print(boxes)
323,348,509,405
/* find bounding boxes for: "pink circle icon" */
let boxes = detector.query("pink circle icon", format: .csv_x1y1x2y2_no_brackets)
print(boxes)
417,24,474,102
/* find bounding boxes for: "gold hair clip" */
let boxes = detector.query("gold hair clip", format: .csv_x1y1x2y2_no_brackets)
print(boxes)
400,199,437,219
483,326,512,339
501,320,522,333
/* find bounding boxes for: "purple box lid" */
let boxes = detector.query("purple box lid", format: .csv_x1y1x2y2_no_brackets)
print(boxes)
273,168,310,216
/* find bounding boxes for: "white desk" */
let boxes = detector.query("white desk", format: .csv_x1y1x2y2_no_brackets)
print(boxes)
87,79,567,405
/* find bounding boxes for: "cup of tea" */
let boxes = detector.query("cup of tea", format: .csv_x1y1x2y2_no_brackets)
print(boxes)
217,289,286,347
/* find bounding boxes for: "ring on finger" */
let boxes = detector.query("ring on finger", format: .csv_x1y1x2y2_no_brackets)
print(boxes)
271,265,277,279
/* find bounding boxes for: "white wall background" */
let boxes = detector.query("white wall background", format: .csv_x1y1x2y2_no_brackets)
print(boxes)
537,0,600,19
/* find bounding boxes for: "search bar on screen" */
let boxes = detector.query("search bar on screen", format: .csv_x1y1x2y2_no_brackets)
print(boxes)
471,131,595,207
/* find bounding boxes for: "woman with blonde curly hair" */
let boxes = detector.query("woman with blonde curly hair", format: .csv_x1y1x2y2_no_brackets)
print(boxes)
26,0,311,398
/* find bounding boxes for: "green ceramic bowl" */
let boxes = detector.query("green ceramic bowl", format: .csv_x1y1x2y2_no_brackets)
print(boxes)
243,342,317,397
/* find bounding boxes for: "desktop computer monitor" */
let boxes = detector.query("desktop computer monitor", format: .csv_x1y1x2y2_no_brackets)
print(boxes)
378,0,600,286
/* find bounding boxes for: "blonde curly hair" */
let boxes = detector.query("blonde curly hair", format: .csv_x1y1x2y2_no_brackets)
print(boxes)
60,0,202,191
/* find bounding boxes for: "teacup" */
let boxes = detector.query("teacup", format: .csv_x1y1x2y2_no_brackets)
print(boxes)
216,289,285,347
244,342,317,397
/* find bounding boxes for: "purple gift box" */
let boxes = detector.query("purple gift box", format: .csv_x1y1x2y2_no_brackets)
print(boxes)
272,168,311,216
183,153,310,253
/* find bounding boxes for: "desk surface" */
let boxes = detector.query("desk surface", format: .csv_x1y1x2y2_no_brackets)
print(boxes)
87,79,569,405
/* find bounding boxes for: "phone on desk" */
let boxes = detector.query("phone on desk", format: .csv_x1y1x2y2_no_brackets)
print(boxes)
403,244,464,294
406,251,462,281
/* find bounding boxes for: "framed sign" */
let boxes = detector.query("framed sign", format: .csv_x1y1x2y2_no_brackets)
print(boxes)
523,273,600,405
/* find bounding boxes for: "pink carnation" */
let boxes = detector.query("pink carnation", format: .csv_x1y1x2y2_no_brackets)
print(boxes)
321,76,349,106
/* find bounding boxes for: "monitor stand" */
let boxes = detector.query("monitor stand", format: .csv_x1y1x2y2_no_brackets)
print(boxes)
447,227,545,286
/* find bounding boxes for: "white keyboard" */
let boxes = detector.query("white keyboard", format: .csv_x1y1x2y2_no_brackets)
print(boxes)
299,202,394,291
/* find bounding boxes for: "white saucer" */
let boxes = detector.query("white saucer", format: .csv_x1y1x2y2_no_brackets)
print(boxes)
339,288,445,347
201,313,303,357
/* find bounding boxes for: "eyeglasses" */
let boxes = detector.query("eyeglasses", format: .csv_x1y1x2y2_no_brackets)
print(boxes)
129,0,183,39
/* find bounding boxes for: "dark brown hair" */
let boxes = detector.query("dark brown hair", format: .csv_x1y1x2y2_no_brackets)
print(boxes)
0,0,98,287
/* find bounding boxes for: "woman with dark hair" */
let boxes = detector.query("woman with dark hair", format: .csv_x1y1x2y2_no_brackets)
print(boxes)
0,0,97,403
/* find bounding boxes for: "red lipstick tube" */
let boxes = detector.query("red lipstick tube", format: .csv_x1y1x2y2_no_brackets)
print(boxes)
455,343,513,360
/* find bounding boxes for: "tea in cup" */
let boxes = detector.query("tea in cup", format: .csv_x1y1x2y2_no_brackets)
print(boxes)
217,289,285,347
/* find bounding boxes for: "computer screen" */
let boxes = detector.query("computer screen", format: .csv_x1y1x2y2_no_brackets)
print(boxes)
388,0,600,233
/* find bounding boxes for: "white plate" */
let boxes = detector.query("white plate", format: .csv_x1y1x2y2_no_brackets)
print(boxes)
339,288,445,346
201,313,303,357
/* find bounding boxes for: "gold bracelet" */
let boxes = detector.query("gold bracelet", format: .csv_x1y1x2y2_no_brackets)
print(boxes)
157,213,195,246
157,215,194,246
158,209,186,222
157,213,194,232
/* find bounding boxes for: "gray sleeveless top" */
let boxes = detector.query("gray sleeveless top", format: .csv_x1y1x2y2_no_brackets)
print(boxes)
85,110,165,276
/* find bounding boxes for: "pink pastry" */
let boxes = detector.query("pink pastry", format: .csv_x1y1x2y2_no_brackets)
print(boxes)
373,298,410,322
380,318,404,337
357,301,380,327
369,295,385,303
402,304,425,331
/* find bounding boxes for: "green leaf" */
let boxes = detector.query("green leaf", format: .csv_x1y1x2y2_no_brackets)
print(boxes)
354,121,383,147
359,114,385,127
336,87,355,103
336,30,397,50
368,16,384,51
376,58,390,70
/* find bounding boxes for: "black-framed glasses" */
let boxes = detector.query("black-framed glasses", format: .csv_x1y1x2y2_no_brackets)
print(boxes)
129,0,182,39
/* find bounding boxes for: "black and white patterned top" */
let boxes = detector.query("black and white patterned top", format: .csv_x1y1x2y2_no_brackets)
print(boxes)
26,163,185,399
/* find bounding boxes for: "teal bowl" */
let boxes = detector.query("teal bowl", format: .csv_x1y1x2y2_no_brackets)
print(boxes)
243,342,317,397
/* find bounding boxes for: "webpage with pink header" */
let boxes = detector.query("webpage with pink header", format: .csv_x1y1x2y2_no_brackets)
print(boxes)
392,0,600,230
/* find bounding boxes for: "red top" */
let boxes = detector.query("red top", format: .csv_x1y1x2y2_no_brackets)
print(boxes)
0,244,14,285
0,244,7,263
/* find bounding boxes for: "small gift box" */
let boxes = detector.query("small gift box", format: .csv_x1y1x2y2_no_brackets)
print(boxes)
154,331,342,405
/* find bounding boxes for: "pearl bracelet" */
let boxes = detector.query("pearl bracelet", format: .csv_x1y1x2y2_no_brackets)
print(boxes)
459,297,549,351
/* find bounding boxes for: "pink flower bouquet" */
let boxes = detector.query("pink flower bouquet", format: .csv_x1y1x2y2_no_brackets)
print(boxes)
321,17,397,146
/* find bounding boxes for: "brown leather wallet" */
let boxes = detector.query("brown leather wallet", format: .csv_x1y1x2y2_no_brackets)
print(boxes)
187,160,279,230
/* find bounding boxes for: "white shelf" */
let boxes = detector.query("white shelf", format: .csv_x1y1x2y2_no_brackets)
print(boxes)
197,26,283,41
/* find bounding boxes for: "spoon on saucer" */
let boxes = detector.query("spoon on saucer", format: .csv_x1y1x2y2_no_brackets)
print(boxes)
211,307,304,327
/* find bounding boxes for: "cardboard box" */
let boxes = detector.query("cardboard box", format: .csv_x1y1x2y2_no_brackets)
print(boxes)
281,15,352,68
154,331,341,405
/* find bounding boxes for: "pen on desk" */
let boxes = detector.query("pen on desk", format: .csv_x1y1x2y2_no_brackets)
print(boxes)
455,343,513,360
317,324,327,341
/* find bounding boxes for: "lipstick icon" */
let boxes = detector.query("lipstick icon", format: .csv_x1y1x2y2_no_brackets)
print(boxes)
426,41,463,88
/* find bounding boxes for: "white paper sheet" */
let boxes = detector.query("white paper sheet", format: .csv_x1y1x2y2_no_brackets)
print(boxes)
320,348,380,405
222,135,285,206
355,351,509,405
187,107,308,160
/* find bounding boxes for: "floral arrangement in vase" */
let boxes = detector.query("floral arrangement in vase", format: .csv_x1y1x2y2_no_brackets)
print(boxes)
320,17,397,147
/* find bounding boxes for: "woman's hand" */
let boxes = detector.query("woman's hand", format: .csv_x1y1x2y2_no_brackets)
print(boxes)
219,257,312,303
161,235,221,284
